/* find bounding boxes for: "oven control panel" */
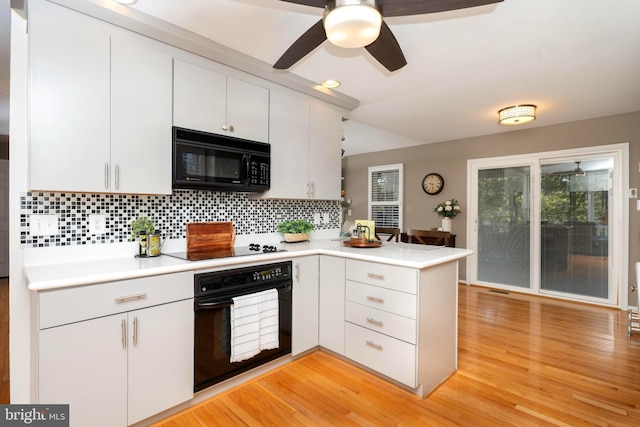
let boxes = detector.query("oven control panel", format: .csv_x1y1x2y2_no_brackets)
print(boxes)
195,261,292,297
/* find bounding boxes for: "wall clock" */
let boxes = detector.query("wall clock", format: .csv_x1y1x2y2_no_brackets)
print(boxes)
422,173,444,195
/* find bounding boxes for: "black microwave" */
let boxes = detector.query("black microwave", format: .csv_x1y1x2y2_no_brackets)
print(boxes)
172,127,270,193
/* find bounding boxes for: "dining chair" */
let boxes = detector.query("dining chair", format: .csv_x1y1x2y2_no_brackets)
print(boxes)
407,229,451,246
375,227,401,242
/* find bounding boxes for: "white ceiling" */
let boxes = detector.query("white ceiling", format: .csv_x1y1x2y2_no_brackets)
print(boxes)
2,0,640,155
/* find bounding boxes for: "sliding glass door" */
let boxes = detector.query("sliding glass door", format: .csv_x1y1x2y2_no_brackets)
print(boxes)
468,145,627,307
477,166,531,288
540,158,611,299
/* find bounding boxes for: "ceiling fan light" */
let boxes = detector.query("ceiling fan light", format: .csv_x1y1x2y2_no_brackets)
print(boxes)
498,104,537,126
324,0,382,49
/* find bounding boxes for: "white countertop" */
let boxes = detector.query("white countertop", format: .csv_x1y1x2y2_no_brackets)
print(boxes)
24,239,473,291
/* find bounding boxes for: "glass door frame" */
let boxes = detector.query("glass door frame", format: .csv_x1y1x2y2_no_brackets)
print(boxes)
466,143,629,308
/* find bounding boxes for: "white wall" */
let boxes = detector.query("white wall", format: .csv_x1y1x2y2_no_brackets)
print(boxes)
9,8,30,403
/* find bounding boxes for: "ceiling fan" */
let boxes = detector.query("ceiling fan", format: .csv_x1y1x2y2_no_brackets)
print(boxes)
273,0,504,72
544,161,587,177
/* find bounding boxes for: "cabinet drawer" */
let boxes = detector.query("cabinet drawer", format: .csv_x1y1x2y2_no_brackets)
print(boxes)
345,322,416,387
345,259,416,293
345,301,416,344
39,271,194,329
346,280,416,319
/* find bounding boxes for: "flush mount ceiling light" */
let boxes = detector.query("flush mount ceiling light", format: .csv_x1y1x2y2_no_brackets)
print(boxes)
323,0,382,49
112,0,138,5
321,79,341,89
498,104,537,126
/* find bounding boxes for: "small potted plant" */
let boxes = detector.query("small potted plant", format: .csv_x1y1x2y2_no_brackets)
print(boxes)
276,219,315,243
129,217,156,256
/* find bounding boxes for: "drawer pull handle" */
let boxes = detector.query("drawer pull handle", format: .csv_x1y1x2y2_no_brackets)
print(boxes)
115,293,147,303
366,295,385,304
366,317,384,327
366,340,383,350
367,273,384,280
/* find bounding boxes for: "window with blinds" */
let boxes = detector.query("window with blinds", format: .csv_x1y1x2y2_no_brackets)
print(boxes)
368,164,403,229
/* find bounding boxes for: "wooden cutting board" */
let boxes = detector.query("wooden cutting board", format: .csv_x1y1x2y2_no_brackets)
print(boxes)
186,222,236,253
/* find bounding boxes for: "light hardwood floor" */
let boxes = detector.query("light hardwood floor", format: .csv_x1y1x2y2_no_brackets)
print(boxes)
153,284,640,427
0,277,9,404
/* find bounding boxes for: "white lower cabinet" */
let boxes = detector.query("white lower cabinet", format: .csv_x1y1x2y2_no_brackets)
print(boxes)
37,272,194,427
319,256,346,354
344,322,416,387
343,260,420,388
291,256,319,355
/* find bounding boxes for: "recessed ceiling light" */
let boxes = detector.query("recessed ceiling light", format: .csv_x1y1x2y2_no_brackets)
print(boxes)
321,80,341,89
112,0,138,5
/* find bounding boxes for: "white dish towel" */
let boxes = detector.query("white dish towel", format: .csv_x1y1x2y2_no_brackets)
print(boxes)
229,288,279,363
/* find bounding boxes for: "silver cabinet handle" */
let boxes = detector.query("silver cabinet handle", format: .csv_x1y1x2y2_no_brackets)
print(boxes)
367,273,384,280
104,163,109,190
295,262,300,282
366,340,383,350
133,316,138,346
114,293,147,303
115,164,120,190
366,317,384,327
222,124,235,132
366,295,385,304
121,319,127,349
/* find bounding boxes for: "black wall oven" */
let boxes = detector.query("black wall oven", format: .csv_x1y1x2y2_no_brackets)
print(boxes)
173,126,270,193
194,262,292,392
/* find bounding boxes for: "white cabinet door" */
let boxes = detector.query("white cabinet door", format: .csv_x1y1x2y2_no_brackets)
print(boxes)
291,256,319,355
309,103,342,200
319,256,346,355
39,314,128,427
267,91,310,199
173,60,269,143
226,77,269,143
128,299,194,425
173,59,227,135
29,1,110,192
111,33,173,195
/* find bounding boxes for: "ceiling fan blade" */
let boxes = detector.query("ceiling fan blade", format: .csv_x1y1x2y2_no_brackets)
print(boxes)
380,0,503,17
365,21,407,72
278,0,327,8
274,19,327,69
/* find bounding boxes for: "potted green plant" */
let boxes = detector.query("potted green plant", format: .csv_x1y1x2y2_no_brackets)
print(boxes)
276,219,315,243
130,217,156,256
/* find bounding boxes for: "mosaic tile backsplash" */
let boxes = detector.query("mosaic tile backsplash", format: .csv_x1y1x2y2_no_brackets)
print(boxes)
20,190,340,247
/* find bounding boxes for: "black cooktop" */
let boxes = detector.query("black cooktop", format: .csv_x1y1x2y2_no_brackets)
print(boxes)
163,244,286,261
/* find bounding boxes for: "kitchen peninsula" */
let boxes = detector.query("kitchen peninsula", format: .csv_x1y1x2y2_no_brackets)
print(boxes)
25,240,471,427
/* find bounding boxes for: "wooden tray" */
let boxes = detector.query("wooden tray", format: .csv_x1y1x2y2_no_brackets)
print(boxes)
342,240,382,248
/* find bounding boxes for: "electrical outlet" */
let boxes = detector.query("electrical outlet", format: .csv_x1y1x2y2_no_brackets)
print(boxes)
322,212,330,224
89,214,107,235
630,188,638,198
313,212,321,225
30,214,59,236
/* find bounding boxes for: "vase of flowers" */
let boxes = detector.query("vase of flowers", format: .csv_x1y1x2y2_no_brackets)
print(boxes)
434,199,461,232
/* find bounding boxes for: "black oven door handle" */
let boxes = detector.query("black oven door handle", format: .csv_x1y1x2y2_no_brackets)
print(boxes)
195,284,292,311
195,300,233,310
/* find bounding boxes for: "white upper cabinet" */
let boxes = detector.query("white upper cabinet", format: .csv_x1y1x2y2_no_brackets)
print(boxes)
264,91,342,200
29,1,111,193
267,91,310,199
28,0,173,194
110,33,173,195
309,103,343,200
173,59,269,143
